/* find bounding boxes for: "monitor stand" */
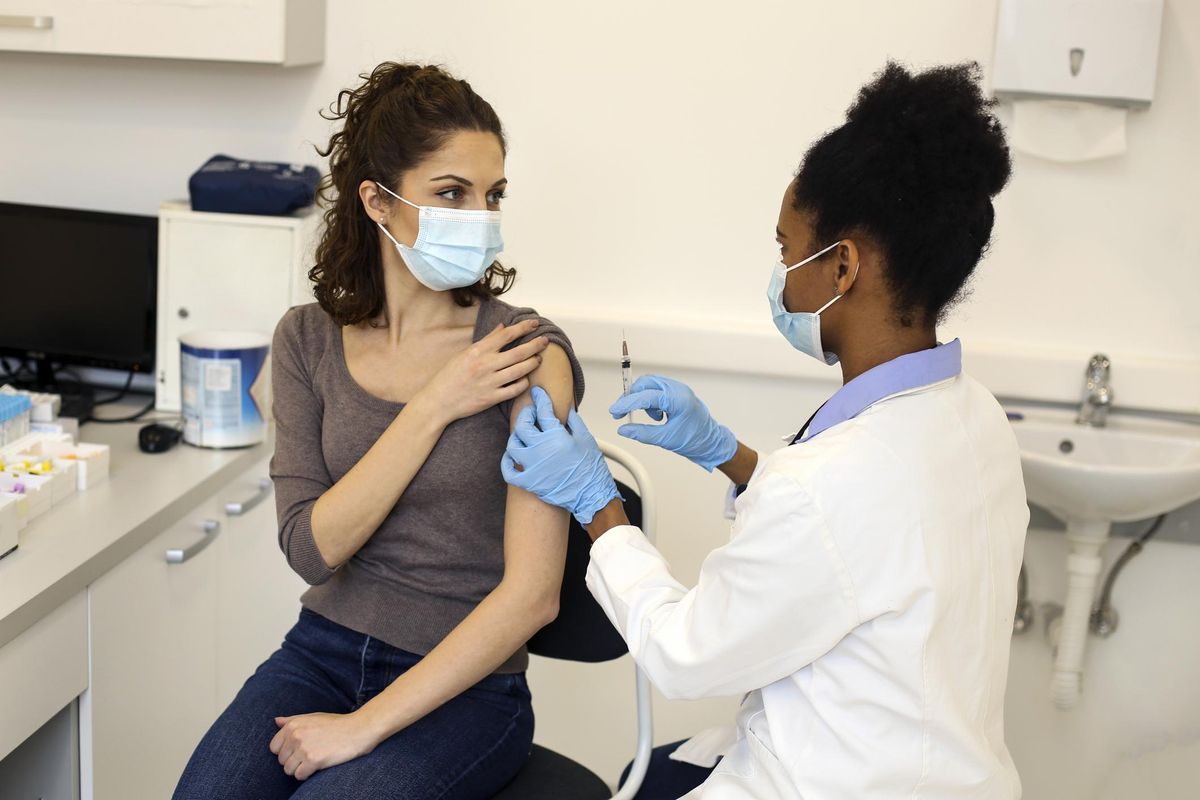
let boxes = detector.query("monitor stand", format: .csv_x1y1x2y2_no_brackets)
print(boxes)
9,357,97,421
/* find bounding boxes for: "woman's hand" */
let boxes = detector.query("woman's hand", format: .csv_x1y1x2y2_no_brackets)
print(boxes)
412,319,549,427
269,711,381,781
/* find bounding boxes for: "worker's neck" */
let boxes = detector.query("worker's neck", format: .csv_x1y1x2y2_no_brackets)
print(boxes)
836,325,939,385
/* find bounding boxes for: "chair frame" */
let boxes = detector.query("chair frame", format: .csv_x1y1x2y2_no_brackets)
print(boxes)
599,440,656,799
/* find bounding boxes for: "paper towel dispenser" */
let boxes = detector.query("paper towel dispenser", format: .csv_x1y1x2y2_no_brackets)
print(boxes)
992,0,1164,108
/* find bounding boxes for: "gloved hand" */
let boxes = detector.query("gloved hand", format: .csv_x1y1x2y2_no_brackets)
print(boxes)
501,387,622,526
608,375,737,472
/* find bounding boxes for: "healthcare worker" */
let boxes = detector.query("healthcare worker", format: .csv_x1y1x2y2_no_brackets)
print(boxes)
503,61,1029,799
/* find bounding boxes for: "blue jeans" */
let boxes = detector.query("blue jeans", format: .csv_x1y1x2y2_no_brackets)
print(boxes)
174,608,534,799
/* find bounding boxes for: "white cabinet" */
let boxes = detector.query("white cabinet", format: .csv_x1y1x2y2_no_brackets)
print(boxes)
0,0,324,65
84,456,307,800
85,501,221,800
155,201,319,413
216,456,307,706
0,592,87,765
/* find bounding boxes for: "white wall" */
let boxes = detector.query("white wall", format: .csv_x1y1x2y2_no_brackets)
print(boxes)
2,1,1198,409
3,1,1199,797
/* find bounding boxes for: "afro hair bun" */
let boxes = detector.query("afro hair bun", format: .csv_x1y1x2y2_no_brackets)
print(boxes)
794,61,1012,326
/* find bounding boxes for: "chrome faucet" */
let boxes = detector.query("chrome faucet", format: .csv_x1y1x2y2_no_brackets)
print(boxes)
1076,354,1113,427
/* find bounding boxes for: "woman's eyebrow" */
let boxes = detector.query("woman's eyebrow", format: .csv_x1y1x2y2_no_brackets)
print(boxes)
429,174,472,185
491,177,509,188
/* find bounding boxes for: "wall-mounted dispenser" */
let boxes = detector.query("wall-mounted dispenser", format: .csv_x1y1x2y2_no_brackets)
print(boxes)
991,0,1164,162
992,0,1165,109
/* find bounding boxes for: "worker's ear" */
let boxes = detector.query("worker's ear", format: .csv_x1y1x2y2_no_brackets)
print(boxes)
833,240,862,296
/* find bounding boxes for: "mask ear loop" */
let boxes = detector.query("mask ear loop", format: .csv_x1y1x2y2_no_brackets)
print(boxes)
783,239,842,273
376,181,421,210
374,180,422,249
815,255,862,316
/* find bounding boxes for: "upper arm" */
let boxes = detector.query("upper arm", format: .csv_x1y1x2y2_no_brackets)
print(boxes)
269,310,336,583
500,344,575,599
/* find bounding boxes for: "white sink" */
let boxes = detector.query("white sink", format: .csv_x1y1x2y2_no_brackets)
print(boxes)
1006,403,1200,710
1007,404,1200,523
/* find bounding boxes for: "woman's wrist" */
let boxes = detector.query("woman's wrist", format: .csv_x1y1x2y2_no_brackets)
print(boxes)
353,696,408,745
403,391,452,433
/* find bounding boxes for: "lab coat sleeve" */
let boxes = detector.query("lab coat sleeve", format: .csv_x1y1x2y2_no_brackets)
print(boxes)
586,472,861,700
722,451,770,520
268,308,336,586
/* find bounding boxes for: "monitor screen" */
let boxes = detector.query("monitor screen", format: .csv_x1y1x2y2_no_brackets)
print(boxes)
0,202,157,374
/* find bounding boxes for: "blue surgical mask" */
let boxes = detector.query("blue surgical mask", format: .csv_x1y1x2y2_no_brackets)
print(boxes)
375,182,504,291
766,240,850,365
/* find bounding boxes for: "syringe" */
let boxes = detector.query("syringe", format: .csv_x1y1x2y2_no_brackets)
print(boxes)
620,332,632,423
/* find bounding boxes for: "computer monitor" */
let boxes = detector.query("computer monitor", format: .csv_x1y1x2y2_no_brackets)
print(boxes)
0,201,157,389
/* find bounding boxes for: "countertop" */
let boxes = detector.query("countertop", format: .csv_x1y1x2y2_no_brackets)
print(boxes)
0,400,271,649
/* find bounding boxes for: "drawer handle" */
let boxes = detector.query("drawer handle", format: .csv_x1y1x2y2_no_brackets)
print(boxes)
166,519,221,564
0,15,54,29
225,478,272,516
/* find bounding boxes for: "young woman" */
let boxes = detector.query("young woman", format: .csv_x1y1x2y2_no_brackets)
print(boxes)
503,62,1028,799
174,62,583,799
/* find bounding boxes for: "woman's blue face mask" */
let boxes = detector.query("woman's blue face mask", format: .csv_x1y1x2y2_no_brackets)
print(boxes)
766,240,849,365
375,181,504,292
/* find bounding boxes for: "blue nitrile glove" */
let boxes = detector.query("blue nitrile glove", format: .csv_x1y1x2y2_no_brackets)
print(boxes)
607,375,737,472
501,387,622,526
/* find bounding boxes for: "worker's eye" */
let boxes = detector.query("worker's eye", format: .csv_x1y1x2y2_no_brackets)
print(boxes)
435,187,464,202
487,189,507,205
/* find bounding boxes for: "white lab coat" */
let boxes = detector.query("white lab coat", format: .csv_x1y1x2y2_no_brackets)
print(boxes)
586,373,1029,799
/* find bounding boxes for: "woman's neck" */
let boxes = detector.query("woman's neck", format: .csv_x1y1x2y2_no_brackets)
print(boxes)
374,254,465,344
837,325,939,385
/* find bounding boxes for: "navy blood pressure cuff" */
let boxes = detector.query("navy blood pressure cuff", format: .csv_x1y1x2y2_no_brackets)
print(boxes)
188,154,320,216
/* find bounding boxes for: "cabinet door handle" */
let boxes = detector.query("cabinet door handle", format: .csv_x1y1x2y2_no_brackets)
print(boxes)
0,15,54,29
166,519,221,564
225,479,272,516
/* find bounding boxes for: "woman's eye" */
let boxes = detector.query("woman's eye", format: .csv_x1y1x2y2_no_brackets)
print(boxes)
488,190,507,204
436,188,463,202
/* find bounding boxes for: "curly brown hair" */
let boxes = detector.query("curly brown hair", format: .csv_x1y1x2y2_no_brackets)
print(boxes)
310,62,516,326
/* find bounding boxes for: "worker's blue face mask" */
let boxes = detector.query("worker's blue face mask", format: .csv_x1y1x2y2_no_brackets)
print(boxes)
767,240,850,366
375,182,503,291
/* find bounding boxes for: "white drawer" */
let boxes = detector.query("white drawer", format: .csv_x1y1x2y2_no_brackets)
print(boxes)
0,591,87,762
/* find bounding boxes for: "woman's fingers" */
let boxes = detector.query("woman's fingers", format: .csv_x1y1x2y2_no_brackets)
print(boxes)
495,335,550,368
276,733,297,767
283,751,304,777
494,355,542,387
479,318,541,350
494,377,531,404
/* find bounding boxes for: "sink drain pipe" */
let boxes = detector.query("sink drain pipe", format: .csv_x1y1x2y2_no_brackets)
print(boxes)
1053,519,1111,709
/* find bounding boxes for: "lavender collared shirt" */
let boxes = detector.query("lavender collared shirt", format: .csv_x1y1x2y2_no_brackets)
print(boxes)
795,339,963,444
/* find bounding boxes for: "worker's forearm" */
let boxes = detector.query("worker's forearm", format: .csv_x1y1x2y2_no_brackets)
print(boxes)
585,499,631,542
716,441,759,486
354,580,556,740
309,397,446,567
